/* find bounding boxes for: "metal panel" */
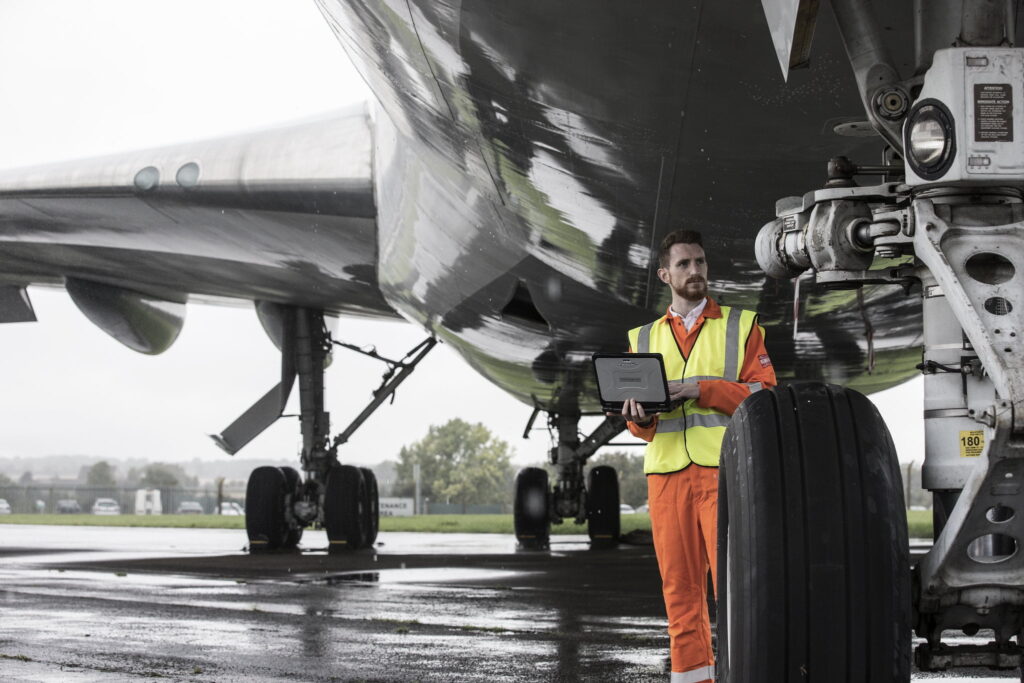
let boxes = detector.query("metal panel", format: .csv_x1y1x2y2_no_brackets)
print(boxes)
65,278,185,355
0,285,36,323
760,0,821,76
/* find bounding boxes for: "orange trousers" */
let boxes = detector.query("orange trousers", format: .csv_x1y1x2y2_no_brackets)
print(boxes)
648,465,718,682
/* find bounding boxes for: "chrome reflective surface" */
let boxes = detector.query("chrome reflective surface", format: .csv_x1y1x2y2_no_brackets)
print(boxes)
65,278,186,355
0,104,394,320
318,0,922,408
0,3,924,413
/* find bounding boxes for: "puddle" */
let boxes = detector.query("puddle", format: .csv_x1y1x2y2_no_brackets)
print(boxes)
308,567,526,585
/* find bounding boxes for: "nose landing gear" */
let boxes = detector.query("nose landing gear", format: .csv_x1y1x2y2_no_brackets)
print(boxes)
513,411,626,549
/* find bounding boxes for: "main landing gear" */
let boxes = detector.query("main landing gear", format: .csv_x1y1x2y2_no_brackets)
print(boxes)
213,305,434,553
748,4,1024,674
513,409,625,549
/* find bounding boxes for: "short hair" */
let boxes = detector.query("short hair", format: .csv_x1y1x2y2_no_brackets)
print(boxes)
658,229,704,267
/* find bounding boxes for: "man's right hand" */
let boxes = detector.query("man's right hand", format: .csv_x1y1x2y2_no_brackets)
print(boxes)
605,398,653,426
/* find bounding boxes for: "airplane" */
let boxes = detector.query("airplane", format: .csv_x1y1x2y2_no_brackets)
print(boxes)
0,0,1019,679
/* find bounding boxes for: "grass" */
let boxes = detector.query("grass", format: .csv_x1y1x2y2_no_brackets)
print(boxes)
0,514,247,529
0,511,934,538
907,509,932,539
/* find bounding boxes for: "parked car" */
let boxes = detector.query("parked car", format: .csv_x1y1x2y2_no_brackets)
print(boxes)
619,503,636,515
635,504,649,514
176,501,204,514
0,498,11,514
218,502,244,516
56,499,82,514
91,498,121,515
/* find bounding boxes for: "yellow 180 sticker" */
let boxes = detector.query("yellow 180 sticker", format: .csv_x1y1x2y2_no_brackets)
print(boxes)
960,430,985,457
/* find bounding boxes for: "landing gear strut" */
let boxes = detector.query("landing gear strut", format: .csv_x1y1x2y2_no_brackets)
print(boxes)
513,410,626,548
213,306,435,554
750,3,1024,674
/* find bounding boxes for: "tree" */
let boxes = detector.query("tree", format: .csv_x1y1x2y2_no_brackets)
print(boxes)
0,472,12,486
394,419,514,506
587,451,647,508
18,471,32,485
86,461,117,487
139,464,180,488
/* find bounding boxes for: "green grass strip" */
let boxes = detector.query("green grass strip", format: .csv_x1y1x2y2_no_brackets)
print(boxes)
0,511,934,537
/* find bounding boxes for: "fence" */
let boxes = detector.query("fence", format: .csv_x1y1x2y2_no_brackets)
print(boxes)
0,485,514,516
425,502,510,514
0,485,245,515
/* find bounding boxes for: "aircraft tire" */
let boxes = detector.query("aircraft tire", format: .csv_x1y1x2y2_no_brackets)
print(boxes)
359,467,380,546
245,466,288,553
324,465,368,552
280,466,303,549
514,467,550,550
717,382,910,683
586,465,620,547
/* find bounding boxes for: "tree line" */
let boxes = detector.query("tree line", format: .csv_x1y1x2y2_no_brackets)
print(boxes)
1,420,654,508
391,418,649,507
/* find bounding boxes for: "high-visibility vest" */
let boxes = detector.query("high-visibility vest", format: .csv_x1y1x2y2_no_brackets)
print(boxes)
628,305,761,473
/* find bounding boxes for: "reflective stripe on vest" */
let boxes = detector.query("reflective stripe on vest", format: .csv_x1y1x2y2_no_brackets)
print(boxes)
628,305,757,473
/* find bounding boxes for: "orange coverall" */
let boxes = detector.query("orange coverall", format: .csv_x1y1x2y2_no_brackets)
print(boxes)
628,298,776,681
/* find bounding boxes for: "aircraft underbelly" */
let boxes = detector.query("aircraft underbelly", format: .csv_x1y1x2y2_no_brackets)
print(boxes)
320,0,924,408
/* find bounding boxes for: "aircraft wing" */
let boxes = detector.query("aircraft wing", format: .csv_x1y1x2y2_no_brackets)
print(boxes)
0,103,396,352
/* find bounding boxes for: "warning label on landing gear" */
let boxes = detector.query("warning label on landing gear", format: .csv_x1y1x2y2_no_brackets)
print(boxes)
974,84,1013,142
960,430,985,457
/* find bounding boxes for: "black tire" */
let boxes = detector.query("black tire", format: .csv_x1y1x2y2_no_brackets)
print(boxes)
717,382,910,683
514,467,550,550
324,465,368,552
280,466,303,549
586,465,620,547
359,467,380,546
245,466,287,552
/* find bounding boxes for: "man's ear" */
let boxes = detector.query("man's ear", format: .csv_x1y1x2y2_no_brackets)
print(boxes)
657,267,670,285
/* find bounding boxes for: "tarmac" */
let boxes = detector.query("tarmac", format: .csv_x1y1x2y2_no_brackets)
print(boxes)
0,525,1016,681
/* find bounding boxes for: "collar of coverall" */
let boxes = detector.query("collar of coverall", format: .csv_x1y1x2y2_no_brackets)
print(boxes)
663,296,721,324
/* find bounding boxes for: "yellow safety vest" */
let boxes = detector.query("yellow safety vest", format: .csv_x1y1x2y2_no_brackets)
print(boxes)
628,305,760,474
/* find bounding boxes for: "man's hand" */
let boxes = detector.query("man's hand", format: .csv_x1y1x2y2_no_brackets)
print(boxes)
606,398,653,426
668,380,700,405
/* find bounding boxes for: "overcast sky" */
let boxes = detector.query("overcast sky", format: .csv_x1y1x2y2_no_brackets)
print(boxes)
0,0,924,471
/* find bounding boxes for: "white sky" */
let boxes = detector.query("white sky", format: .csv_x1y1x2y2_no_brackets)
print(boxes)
0,0,924,470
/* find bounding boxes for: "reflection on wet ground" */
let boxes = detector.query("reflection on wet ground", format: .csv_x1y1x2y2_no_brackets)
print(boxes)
0,526,1016,681
0,526,668,681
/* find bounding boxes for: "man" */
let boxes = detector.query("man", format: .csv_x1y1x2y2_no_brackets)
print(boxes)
621,229,776,683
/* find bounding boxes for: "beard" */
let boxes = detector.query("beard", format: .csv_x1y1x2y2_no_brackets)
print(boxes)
674,277,707,301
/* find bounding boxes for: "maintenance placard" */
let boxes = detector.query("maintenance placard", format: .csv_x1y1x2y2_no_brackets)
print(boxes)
960,430,985,457
975,83,1013,142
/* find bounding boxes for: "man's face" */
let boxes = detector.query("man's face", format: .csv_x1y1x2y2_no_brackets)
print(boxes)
657,242,708,302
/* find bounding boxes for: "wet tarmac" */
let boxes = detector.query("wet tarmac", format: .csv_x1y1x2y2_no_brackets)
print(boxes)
0,525,1017,681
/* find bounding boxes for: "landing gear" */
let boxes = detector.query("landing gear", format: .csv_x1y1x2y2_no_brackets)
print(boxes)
245,466,288,552
717,383,911,683
281,466,303,549
324,464,369,551
221,306,435,555
513,411,626,548
586,465,620,547
514,467,550,549
360,467,379,546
